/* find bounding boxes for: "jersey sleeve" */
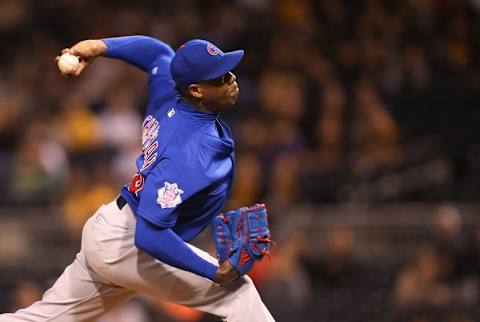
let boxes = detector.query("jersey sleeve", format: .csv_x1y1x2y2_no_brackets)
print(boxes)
146,55,177,105
103,35,176,106
134,216,218,280
103,35,174,71
136,157,206,228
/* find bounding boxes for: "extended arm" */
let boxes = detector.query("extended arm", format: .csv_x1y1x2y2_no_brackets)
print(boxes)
102,36,174,71
57,36,174,75
135,215,239,284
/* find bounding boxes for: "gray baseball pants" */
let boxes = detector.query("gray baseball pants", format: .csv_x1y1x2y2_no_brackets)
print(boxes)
0,200,275,322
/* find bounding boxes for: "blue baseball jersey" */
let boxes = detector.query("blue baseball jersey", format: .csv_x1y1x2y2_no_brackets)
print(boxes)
103,36,235,279
122,100,235,241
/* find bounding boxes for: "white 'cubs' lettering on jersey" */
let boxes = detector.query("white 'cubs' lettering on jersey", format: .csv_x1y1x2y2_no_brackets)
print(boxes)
141,115,159,170
141,153,157,171
144,141,158,158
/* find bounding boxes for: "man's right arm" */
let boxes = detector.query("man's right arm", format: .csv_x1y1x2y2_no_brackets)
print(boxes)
63,36,174,75
102,36,174,71
62,36,176,102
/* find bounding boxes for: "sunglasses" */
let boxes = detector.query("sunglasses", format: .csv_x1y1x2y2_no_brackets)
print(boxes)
201,71,235,86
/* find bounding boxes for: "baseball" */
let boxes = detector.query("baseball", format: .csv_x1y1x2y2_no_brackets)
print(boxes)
57,53,80,74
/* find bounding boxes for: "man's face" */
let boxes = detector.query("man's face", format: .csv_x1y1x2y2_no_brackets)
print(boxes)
197,72,239,112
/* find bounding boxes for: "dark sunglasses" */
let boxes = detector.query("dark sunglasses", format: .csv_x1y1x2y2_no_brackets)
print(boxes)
201,71,235,86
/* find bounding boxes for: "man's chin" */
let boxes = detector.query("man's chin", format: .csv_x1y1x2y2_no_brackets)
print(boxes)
226,98,237,109
221,96,237,111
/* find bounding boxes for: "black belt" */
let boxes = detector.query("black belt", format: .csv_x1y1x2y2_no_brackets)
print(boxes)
116,195,128,210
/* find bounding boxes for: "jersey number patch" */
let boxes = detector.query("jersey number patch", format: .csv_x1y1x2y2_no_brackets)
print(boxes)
128,173,145,197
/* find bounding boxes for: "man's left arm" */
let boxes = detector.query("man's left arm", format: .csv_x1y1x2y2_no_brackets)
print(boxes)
135,215,239,284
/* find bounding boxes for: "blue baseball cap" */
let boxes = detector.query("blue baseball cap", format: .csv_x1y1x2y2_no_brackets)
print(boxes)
170,39,244,89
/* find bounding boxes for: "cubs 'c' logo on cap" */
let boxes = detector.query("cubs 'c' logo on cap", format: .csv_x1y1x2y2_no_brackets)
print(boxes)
207,43,220,56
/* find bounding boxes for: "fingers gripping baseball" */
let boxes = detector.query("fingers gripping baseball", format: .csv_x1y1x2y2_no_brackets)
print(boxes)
56,40,107,76
56,52,81,76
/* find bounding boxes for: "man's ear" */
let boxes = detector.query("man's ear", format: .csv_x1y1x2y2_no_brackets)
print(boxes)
187,84,203,99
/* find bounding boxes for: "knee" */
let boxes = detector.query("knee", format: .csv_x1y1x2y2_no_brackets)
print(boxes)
222,276,275,321
229,274,261,300
241,275,256,289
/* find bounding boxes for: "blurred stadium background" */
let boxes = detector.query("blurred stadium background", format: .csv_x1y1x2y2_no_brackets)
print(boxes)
1,0,480,321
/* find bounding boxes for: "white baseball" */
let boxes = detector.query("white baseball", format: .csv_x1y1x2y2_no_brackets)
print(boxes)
58,53,80,74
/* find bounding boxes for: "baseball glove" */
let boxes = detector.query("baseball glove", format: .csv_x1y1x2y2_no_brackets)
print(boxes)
213,203,274,277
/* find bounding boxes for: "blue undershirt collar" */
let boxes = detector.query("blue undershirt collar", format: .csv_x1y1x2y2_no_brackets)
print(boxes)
177,98,218,123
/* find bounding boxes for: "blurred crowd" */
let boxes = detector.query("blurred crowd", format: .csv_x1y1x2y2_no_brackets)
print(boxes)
2,0,480,321
1,0,480,212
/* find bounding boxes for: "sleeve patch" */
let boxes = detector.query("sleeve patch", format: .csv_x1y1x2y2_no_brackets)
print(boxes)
157,182,184,209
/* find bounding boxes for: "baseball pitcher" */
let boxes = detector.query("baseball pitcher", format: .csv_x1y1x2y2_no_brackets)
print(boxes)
0,36,274,322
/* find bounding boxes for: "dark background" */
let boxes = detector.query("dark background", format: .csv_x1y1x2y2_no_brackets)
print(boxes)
1,0,480,321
